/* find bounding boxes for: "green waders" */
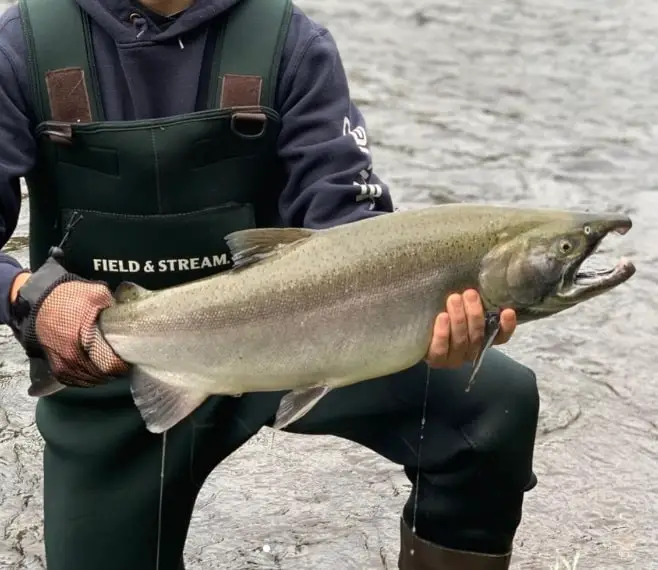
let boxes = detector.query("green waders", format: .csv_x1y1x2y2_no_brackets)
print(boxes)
18,1,540,568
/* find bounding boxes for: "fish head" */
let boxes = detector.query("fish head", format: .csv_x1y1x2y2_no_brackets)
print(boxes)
478,211,635,320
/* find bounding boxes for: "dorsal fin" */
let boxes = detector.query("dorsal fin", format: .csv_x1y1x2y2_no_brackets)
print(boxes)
225,227,316,269
114,281,154,304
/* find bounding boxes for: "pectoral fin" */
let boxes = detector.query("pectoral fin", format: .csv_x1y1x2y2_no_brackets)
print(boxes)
129,366,210,434
273,385,331,430
465,311,501,392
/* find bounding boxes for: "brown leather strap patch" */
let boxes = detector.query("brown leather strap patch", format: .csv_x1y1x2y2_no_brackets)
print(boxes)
219,74,262,108
45,67,93,123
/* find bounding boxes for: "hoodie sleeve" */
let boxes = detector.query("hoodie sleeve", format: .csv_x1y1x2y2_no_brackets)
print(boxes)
275,9,395,229
0,8,37,326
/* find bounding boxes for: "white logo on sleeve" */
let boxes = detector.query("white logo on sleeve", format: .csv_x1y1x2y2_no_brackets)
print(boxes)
343,116,383,210
343,116,370,156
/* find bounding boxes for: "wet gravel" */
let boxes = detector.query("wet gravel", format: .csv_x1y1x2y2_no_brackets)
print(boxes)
1,0,657,568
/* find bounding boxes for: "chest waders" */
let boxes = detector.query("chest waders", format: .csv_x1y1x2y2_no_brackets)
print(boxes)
18,2,299,569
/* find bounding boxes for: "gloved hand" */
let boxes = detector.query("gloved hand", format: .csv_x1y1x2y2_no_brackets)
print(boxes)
9,255,129,387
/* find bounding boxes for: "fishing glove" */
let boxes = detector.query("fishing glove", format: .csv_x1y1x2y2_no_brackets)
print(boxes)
9,253,129,387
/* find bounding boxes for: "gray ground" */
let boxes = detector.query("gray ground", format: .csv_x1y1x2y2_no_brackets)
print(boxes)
0,0,657,568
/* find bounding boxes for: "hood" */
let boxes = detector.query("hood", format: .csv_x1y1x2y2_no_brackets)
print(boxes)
74,0,243,44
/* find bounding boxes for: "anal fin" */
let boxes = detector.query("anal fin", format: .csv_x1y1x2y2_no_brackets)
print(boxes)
273,385,331,430
129,366,210,434
465,311,501,392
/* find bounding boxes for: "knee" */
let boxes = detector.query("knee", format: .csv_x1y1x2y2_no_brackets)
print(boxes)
500,355,540,432
488,350,539,431
464,351,540,485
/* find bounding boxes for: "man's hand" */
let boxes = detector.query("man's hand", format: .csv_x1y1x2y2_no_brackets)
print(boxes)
10,271,31,303
10,263,129,386
33,280,130,382
425,289,517,369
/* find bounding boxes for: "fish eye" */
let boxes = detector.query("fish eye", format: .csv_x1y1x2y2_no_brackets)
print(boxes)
583,224,592,235
559,239,572,253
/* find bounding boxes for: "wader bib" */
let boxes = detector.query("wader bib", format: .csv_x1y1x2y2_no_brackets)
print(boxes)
20,0,291,290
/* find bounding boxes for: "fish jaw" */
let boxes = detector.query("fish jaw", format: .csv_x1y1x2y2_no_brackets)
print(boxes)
478,211,635,320
554,215,634,302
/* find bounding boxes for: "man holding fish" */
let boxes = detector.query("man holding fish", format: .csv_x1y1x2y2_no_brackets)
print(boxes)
0,0,545,568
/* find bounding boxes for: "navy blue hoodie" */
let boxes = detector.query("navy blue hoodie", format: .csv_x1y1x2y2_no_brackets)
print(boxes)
0,0,394,325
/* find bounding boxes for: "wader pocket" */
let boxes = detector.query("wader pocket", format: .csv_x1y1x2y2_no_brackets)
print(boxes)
59,203,256,290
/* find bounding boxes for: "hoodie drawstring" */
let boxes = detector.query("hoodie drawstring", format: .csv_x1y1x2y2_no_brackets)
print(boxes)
128,11,184,49
129,12,148,39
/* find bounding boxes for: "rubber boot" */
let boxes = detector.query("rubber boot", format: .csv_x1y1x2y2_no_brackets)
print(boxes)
398,519,512,569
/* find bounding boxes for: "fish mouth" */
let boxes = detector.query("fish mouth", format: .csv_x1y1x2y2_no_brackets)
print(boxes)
559,221,635,300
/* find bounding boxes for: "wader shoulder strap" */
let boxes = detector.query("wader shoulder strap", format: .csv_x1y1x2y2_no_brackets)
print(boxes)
19,0,291,119
18,0,103,124
207,0,293,110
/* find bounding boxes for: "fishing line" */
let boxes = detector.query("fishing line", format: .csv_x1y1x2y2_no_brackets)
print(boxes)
155,430,167,570
410,363,431,556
